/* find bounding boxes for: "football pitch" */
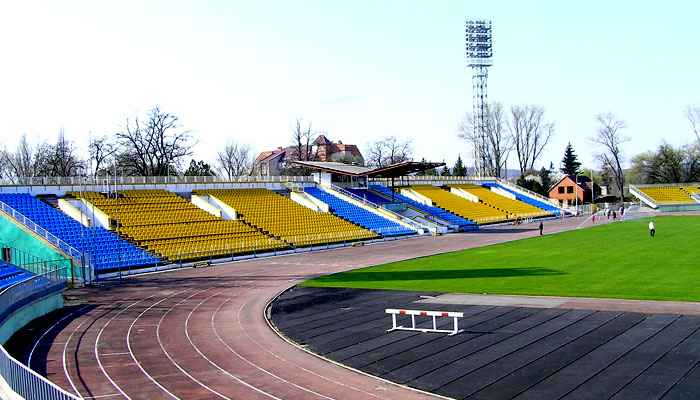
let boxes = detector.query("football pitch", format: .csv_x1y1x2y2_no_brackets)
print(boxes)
302,215,700,302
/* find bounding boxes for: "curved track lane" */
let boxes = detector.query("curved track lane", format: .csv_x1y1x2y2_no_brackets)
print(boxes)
28,218,609,399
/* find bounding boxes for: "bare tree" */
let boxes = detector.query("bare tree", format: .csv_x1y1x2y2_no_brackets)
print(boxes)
89,134,117,176
115,107,196,176
590,113,629,200
458,102,511,178
0,134,52,183
217,139,254,179
685,105,700,143
290,118,317,162
46,128,84,177
364,136,413,168
509,104,554,174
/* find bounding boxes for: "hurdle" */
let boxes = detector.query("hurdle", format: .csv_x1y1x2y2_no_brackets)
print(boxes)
385,309,464,336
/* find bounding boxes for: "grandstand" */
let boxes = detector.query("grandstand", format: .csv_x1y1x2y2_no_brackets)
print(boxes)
0,193,159,271
71,189,284,259
407,185,512,225
304,187,416,236
369,185,477,231
0,260,35,291
449,184,553,219
634,186,697,204
196,188,378,246
481,182,563,215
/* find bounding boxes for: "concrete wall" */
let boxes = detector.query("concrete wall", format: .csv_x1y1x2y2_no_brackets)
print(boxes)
0,212,71,269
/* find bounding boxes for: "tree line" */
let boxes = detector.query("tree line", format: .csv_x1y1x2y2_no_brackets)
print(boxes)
458,102,700,200
0,107,255,183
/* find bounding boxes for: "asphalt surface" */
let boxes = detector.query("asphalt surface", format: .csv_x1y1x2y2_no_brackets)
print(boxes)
271,286,700,400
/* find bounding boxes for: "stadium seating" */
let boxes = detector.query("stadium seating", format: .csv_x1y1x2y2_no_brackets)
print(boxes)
195,188,378,246
449,184,553,219
345,188,390,205
481,182,562,215
304,187,416,236
0,193,159,271
73,189,284,260
636,186,696,204
369,185,476,230
408,185,511,225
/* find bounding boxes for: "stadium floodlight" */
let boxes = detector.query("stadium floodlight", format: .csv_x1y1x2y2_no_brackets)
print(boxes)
466,19,492,177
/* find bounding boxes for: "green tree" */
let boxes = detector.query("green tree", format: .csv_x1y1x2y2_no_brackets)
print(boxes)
539,167,552,195
440,166,451,176
417,158,437,176
560,142,581,176
453,155,467,176
184,159,216,176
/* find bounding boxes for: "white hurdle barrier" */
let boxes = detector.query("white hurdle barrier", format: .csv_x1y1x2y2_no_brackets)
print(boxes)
385,308,464,336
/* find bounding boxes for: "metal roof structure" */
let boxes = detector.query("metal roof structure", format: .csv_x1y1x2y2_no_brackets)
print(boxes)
292,160,445,178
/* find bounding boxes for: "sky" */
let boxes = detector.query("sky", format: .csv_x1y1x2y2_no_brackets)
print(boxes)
1,0,699,173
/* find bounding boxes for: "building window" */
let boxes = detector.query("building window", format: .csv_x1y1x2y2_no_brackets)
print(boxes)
558,187,565,194
567,186,574,194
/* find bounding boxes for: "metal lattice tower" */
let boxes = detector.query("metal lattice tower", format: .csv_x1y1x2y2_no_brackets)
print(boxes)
465,20,493,176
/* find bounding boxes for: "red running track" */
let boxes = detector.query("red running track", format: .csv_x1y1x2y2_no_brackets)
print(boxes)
30,218,604,399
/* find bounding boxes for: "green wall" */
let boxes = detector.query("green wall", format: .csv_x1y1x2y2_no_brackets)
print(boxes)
0,213,71,270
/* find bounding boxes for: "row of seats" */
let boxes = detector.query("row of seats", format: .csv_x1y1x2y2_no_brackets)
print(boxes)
195,188,378,246
369,185,477,230
449,184,553,219
345,188,389,205
481,183,562,215
636,186,696,204
408,185,511,225
78,189,284,260
0,193,160,270
0,260,37,290
304,187,416,237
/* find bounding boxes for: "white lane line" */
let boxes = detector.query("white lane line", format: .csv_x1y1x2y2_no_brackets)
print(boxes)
154,288,234,399
94,294,162,400
62,311,95,397
239,280,389,399
206,293,333,400
28,304,90,376
126,289,195,400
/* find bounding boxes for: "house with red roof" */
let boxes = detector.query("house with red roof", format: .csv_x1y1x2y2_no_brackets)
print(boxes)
254,135,363,176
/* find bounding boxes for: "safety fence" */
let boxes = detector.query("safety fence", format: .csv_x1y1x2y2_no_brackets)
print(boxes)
0,266,80,400
0,201,91,285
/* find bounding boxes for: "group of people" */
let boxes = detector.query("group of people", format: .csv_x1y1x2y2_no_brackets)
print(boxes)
603,206,625,221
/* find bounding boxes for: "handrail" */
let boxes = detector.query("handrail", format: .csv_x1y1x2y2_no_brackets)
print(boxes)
628,185,659,208
327,184,425,232
495,178,562,208
0,200,87,271
0,266,80,400
1,175,314,186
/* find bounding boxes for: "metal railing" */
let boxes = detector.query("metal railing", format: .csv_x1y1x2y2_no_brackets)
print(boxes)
327,184,426,233
1,175,314,186
0,267,79,400
628,185,658,208
0,201,91,285
0,344,81,400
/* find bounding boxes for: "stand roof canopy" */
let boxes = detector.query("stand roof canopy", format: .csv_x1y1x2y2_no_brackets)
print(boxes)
292,160,445,178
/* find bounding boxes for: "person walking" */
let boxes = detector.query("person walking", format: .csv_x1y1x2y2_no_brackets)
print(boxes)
539,221,543,236
649,220,655,237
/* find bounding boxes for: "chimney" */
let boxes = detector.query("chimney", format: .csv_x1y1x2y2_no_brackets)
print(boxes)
277,147,283,152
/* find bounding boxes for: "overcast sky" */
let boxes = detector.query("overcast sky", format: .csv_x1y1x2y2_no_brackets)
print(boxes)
1,1,698,172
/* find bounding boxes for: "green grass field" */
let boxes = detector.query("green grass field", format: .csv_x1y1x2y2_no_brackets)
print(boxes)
302,216,700,302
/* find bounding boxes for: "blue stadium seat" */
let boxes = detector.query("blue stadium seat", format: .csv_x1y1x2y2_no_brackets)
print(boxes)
481,183,562,215
370,185,477,231
304,187,415,237
0,193,160,271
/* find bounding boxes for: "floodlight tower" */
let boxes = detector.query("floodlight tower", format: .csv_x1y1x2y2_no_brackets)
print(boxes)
465,19,493,177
